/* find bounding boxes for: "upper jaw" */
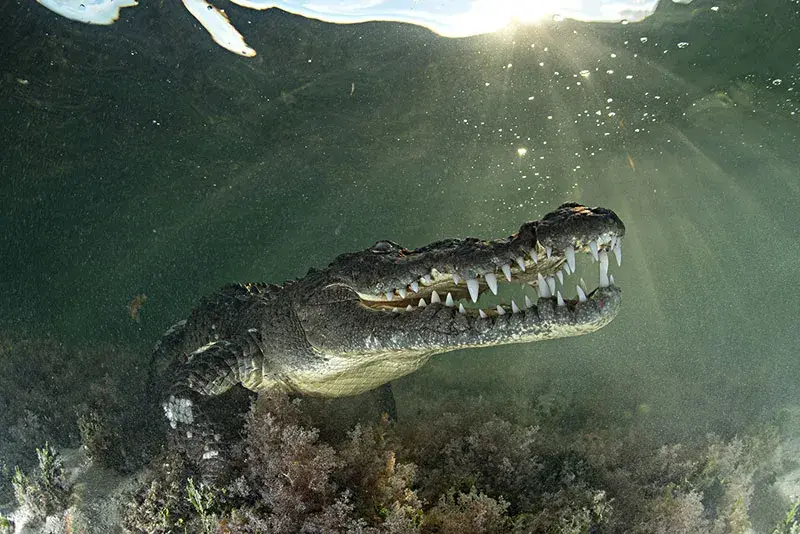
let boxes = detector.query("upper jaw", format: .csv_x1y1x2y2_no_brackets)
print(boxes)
351,205,625,318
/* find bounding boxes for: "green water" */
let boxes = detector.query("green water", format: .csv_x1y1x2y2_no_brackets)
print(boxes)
1,0,799,530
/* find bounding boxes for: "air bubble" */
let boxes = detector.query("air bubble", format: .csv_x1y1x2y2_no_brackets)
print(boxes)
772,79,783,86
677,42,689,49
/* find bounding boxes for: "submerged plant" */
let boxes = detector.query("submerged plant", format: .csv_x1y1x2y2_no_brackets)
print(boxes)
186,477,219,534
772,498,800,534
11,442,70,521
120,391,794,533
0,513,14,534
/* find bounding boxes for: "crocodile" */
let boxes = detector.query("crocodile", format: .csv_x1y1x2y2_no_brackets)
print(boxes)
157,202,625,435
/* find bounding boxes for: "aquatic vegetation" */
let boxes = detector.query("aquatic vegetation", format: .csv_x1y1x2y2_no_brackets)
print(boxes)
11,443,70,522
120,391,793,533
772,498,800,534
0,332,158,502
123,454,192,533
424,488,510,533
0,513,13,534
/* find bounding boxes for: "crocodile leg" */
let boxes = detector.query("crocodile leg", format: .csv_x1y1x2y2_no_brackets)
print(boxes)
376,382,397,421
162,340,255,474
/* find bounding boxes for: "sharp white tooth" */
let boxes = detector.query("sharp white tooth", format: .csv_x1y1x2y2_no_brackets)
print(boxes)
556,270,564,285
452,273,461,285
496,305,506,315
430,290,441,304
397,287,407,299
445,293,455,307
547,276,556,295
484,273,498,295
385,291,394,301
589,240,599,262
458,303,466,314
525,295,534,308
511,299,520,313
479,309,488,319
418,298,426,307
501,264,512,281
537,274,551,298
392,307,400,312
613,240,622,266
410,281,420,293
557,291,565,307
610,273,615,286
563,262,572,275
466,278,480,302
580,277,588,292
421,274,432,285
530,248,538,263
545,246,552,258
599,250,609,288
515,256,526,271
405,304,413,312
565,245,576,272
577,285,588,302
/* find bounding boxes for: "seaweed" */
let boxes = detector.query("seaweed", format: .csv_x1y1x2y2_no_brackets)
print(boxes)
11,442,70,522
117,390,792,533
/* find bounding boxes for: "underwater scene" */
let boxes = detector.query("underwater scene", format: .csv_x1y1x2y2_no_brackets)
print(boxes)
1,0,799,532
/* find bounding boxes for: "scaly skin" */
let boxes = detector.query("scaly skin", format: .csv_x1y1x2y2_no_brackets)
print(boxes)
156,202,625,434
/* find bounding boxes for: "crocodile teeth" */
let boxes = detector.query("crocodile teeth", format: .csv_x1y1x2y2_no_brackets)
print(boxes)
613,240,622,266
496,305,506,315
610,273,615,286
511,299,520,313
484,273,498,295
537,274,551,298
418,298,426,307
565,245,576,272
392,307,400,312
445,293,454,307
501,264,512,281
563,262,572,275
589,240,599,262
556,270,564,285
577,285,588,302
421,274,432,285
466,278,480,302
430,290,441,304
397,287,407,298
580,277,587,292
545,246,552,258
405,304,413,312
479,309,488,319
452,273,461,285
557,291,565,307
547,276,556,296
524,295,534,308
458,303,466,314
599,250,610,288
385,291,394,301
530,248,539,263
409,281,420,293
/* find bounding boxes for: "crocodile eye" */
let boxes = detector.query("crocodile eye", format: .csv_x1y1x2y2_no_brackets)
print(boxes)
370,240,398,254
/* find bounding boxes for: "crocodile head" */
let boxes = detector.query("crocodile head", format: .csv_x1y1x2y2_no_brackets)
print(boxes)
290,203,625,396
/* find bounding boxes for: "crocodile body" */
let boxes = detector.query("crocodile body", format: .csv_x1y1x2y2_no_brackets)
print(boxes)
157,202,625,431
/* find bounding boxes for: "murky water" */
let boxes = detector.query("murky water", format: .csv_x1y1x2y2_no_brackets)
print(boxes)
1,0,798,531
